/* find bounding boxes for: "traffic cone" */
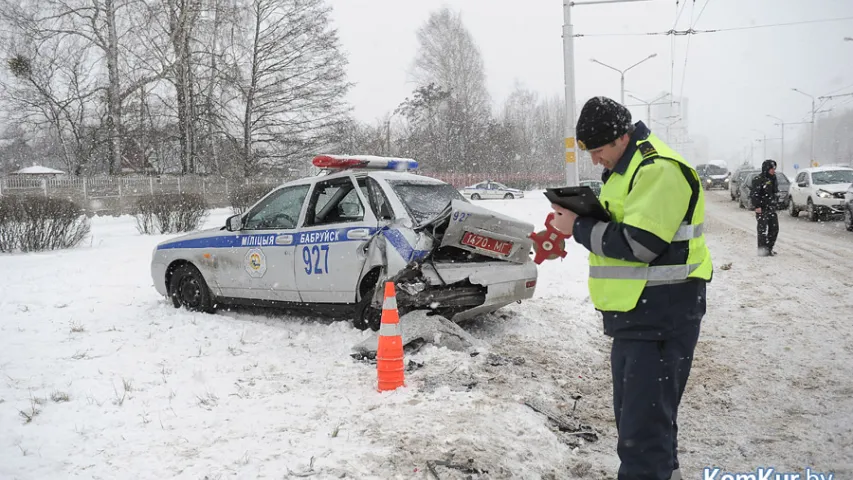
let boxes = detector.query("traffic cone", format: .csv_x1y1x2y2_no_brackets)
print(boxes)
376,281,405,392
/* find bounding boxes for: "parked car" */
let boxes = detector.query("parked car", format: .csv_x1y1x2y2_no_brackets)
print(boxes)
696,160,731,190
730,167,759,202
580,179,603,196
845,183,853,231
738,171,790,210
150,155,538,331
788,166,853,221
460,181,524,200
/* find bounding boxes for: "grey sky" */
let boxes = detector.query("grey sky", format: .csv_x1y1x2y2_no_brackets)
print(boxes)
330,0,853,165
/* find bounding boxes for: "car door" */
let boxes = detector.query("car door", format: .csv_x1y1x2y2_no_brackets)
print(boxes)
792,172,807,205
295,175,377,303
216,184,310,302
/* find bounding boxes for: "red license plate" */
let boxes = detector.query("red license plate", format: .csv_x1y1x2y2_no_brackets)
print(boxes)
461,231,514,256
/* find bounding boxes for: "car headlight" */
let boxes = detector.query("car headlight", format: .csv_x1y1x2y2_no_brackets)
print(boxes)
816,189,832,199
724,178,730,183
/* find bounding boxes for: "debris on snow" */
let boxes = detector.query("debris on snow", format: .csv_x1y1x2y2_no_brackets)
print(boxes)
350,310,481,359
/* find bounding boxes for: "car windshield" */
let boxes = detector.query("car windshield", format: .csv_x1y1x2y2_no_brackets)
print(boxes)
811,170,853,185
700,164,728,175
776,173,789,185
388,180,468,224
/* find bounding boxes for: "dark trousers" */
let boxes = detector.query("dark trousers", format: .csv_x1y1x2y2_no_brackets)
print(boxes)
611,325,701,479
756,211,779,250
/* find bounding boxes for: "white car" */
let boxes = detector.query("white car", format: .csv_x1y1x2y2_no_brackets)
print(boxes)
151,155,538,330
460,181,524,200
788,166,853,221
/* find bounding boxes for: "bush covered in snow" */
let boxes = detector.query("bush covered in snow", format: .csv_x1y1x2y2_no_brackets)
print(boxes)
228,184,274,214
134,193,208,234
0,195,91,252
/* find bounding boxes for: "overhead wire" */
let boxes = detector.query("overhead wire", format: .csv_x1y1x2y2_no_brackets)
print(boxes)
692,0,713,28
573,16,853,37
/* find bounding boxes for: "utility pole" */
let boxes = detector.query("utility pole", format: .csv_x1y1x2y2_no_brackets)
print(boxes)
562,0,655,186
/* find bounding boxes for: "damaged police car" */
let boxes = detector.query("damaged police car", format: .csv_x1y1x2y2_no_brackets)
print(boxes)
150,155,538,330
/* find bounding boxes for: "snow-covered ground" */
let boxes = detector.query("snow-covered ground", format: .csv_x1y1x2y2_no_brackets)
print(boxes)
1,190,852,479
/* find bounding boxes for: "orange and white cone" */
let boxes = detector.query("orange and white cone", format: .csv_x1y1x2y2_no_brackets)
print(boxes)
376,281,405,392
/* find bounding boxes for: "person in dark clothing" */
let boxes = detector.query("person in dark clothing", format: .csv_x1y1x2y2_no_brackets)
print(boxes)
751,159,779,256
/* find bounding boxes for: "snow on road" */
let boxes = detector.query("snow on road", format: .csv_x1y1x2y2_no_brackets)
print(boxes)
1,189,851,479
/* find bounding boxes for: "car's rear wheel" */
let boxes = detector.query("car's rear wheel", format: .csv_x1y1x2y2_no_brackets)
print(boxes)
845,208,853,232
788,197,799,217
503,193,514,200
471,193,481,200
168,263,215,313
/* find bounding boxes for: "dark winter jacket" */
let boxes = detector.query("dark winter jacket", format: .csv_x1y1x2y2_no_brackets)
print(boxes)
750,160,779,211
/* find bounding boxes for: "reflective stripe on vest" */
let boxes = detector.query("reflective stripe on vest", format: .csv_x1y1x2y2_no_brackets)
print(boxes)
589,263,701,281
672,222,704,242
379,322,402,337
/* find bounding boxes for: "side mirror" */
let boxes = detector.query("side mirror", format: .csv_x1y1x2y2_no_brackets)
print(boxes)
226,214,242,231
798,182,807,188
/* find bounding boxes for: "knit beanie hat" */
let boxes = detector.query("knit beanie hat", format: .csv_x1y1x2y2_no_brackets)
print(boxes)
576,96,633,151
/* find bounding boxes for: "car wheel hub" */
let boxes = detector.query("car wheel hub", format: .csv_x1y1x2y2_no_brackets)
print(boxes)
179,277,201,307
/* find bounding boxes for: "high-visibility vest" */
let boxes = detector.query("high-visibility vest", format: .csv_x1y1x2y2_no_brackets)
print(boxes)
588,134,713,312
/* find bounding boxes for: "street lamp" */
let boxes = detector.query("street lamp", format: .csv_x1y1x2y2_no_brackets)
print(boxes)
626,92,676,126
791,88,817,166
590,53,658,105
766,114,786,171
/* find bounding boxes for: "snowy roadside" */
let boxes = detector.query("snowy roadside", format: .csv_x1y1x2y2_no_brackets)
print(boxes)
1,191,851,479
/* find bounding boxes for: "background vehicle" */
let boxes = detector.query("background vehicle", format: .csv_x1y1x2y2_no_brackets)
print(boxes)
696,160,731,190
460,180,524,200
151,156,538,331
579,179,603,196
788,166,853,221
730,167,759,202
845,183,853,231
738,171,790,210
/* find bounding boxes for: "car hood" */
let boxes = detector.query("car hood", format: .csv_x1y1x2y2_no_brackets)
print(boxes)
814,183,851,193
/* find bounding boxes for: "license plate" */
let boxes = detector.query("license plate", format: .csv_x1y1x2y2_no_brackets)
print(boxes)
461,231,513,256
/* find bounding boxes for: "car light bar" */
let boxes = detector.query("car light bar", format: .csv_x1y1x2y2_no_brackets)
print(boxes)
312,154,419,171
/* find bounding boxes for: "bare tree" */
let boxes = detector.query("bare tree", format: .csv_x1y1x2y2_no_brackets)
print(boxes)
410,8,491,172
0,0,171,174
220,0,351,177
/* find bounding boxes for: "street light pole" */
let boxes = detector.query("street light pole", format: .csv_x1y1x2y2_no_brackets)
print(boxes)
590,53,658,105
792,88,817,166
562,0,655,186
626,92,674,126
766,115,785,171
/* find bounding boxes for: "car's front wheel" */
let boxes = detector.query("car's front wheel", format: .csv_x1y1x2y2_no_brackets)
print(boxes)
807,198,819,222
470,193,481,200
354,288,382,331
168,263,215,313
788,197,799,217
504,193,514,200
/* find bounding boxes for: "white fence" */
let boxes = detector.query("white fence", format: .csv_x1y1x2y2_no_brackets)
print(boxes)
0,176,289,215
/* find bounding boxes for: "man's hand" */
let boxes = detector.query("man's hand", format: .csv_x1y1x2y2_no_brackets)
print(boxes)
755,207,762,214
550,204,578,235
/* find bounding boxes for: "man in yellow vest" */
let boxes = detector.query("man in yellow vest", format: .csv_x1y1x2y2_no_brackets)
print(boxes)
550,96,713,480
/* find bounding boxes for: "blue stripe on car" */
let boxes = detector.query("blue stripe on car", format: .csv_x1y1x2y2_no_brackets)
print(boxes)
157,226,431,263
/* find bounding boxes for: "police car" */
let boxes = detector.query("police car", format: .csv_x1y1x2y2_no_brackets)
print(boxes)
151,155,539,330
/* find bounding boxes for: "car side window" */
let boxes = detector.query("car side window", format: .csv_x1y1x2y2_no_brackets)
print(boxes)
365,177,394,220
304,177,365,227
243,185,310,230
